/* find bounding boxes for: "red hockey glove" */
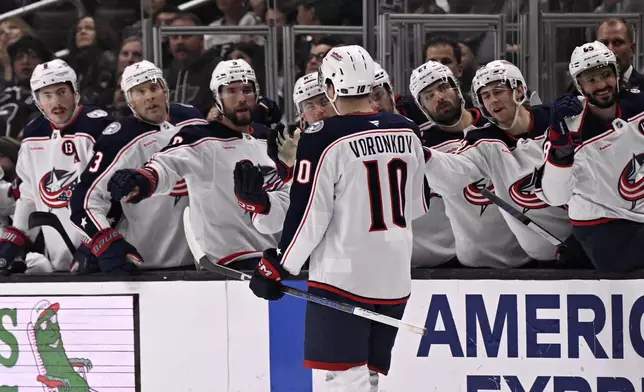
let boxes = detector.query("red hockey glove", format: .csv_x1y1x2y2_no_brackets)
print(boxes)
89,228,143,275
249,248,291,300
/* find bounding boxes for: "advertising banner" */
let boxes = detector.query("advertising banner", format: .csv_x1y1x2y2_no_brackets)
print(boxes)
0,295,138,392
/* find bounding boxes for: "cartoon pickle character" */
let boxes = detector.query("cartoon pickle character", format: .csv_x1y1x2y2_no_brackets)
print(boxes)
27,300,93,391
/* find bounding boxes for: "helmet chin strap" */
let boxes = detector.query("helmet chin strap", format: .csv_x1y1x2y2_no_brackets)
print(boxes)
325,88,341,115
497,89,526,131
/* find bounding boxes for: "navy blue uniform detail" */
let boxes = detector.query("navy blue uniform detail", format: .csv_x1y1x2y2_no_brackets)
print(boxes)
422,108,487,147
22,105,114,140
463,105,551,148
70,103,203,238
277,112,421,255
573,219,644,272
303,285,406,374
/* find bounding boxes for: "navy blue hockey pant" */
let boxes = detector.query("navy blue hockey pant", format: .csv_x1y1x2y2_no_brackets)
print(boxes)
572,219,644,272
303,284,407,375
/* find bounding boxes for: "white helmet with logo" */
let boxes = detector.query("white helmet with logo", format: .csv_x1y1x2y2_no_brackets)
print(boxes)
569,40,618,93
293,72,324,114
373,62,392,92
318,45,375,103
121,60,168,106
209,59,258,111
409,60,464,123
30,59,79,108
471,60,527,127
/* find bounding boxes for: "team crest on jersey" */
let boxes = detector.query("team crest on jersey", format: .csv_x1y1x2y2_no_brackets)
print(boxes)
618,153,644,209
38,168,79,209
638,119,644,136
463,178,495,215
305,120,324,134
509,170,549,213
86,109,108,118
102,122,121,135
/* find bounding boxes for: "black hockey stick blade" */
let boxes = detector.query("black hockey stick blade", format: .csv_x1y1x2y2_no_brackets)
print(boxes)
182,207,427,335
481,188,563,247
28,211,77,255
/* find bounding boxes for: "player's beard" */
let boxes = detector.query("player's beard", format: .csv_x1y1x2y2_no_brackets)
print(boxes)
587,86,618,109
223,106,252,126
431,101,461,125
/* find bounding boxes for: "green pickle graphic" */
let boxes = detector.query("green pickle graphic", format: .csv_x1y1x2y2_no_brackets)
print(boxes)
32,301,92,391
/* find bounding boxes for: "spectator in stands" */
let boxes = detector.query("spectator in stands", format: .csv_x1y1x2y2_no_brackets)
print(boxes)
153,4,180,26
117,37,143,75
250,0,267,21
0,18,35,88
596,18,644,90
458,41,478,102
424,36,473,106
302,36,343,76
0,36,51,139
205,0,259,58
66,16,119,108
108,73,129,119
165,13,221,115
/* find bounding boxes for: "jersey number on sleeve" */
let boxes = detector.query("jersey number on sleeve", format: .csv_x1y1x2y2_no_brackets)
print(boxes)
364,158,408,231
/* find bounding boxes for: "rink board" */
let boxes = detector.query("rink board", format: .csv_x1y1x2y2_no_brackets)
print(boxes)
0,278,642,391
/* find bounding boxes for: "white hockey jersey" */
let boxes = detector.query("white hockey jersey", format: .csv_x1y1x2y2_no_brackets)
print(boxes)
70,103,206,269
425,106,572,261
422,109,530,268
145,121,288,266
537,92,644,225
14,106,115,270
276,112,428,303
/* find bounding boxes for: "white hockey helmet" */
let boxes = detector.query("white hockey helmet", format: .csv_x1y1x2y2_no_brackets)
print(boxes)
318,45,375,103
209,59,258,111
409,60,464,122
569,40,619,93
30,59,79,107
121,60,168,106
471,60,527,126
373,62,393,92
293,72,324,114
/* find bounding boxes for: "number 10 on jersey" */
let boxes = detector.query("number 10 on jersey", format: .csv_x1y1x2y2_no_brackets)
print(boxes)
364,159,408,231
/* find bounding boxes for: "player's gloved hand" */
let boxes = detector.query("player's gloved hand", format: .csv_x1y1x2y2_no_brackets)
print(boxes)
108,168,158,204
267,123,301,181
0,226,30,273
547,95,583,165
249,248,291,300
70,240,100,274
556,234,593,269
88,228,143,275
234,160,270,214
253,96,282,127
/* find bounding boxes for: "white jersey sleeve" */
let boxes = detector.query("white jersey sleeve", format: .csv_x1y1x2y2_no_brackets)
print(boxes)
12,143,37,239
251,184,291,234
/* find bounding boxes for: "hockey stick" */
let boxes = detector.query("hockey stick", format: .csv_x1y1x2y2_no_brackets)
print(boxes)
182,207,427,336
28,212,76,255
481,188,563,247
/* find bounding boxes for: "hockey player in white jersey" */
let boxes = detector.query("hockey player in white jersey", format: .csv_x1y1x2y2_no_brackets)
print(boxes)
0,59,117,273
423,60,578,262
536,41,644,271
265,71,335,184
248,45,428,391
106,59,288,269
370,63,396,113
69,60,206,274
410,60,530,267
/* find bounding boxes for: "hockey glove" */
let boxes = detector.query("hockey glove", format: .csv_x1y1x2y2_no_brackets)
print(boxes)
249,248,291,300
108,168,158,204
267,123,301,181
547,94,584,165
253,96,283,127
0,226,30,272
234,160,270,214
70,241,100,274
89,228,143,275
556,234,593,269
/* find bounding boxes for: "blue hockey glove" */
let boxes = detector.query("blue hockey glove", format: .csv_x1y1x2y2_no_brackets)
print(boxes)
549,94,583,147
556,234,593,269
108,168,158,203
89,228,143,275
253,96,282,127
249,248,291,300
0,226,30,271
70,241,100,274
234,160,271,214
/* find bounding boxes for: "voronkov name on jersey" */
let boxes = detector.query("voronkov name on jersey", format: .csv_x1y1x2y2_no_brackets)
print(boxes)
349,134,415,158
